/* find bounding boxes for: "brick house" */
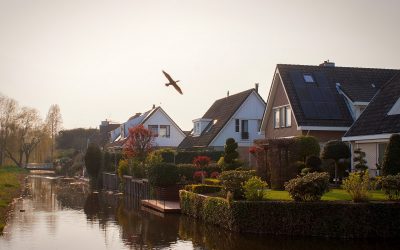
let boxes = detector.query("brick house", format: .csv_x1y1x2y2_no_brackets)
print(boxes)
260,61,399,143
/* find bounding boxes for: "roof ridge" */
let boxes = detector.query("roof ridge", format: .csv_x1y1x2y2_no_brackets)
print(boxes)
277,63,400,71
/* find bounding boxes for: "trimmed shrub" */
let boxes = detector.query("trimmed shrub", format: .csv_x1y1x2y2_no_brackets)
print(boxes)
353,148,368,172
305,155,322,172
284,172,330,202
218,170,256,199
292,161,306,174
204,178,221,185
321,140,351,184
300,167,311,176
185,184,222,194
222,138,242,170
117,159,129,179
243,176,268,201
177,164,196,181
381,174,400,200
148,163,179,187
382,134,400,175
84,143,103,180
292,136,320,162
342,170,370,202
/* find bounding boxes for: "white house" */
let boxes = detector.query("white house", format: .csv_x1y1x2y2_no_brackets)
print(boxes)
179,86,266,164
343,73,400,176
107,106,186,150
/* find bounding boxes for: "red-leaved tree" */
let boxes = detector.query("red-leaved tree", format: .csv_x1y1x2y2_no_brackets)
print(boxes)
124,125,154,162
193,156,211,184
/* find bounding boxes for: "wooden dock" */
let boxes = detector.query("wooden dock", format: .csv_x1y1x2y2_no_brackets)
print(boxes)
141,199,181,213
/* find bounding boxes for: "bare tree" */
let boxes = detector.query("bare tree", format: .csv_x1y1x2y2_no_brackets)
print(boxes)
46,104,62,162
5,107,42,167
0,94,18,165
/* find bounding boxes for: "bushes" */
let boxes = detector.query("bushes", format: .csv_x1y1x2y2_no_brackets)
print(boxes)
382,134,400,175
292,135,320,162
193,171,207,183
148,163,179,187
305,156,322,172
185,184,222,194
381,174,400,200
218,170,256,199
204,178,221,185
243,176,267,201
284,172,330,201
177,164,221,181
342,170,370,202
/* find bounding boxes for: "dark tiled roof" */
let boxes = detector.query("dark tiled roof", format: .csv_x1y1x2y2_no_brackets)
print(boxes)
179,89,259,149
277,64,399,127
344,73,400,137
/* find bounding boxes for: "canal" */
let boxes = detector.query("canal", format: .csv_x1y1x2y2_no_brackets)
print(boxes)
0,175,398,250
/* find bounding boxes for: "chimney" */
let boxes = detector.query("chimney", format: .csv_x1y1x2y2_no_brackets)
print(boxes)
319,60,335,67
152,104,155,109
227,91,230,97
255,83,259,93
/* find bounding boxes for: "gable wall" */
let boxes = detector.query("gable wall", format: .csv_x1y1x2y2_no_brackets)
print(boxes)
210,92,265,147
143,109,185,147
265,76,301,138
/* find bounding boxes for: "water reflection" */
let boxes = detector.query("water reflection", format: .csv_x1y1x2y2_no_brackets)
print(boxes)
0,176,399,250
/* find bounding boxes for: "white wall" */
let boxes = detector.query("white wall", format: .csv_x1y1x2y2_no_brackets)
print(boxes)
143,108,185,147
210,91,265,147
352,140,389,177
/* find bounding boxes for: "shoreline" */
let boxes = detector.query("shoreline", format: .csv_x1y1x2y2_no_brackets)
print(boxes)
0,166,28,234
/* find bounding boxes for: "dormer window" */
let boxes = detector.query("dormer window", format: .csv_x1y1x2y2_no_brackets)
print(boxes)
388,97,400,115
303,74,315,83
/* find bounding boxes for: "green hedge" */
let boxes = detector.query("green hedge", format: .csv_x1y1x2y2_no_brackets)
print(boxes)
185,184,222,194
180,190,400,238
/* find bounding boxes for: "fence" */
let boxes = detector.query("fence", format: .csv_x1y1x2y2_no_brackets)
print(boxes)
102,172,120,191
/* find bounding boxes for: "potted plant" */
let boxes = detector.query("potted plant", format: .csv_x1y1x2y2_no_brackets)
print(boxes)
148,163,180,200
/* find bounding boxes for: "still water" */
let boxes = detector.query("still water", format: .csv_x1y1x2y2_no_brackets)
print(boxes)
0,175,398,250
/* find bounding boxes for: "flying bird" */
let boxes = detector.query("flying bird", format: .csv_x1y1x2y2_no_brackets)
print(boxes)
162,70,183,95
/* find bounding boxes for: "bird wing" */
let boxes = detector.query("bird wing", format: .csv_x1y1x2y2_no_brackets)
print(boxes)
172,82,183,95
162,70,174,83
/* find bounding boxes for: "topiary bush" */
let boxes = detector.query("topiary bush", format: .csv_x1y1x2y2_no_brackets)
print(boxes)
242,176,268,201
185,184,222,194
381,174,400,200
148,163,179,187
342,170,370,202
218,170,256,199
321,140,351,184
284,172,330,202
353,148,368,172
382,134,400,176
305,155,322,172
292,135,320,162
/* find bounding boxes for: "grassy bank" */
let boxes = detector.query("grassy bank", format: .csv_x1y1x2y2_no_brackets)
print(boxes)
0,165,27,233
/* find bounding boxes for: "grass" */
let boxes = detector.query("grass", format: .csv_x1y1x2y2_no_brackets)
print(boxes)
0,165,27,233
264,188,388,201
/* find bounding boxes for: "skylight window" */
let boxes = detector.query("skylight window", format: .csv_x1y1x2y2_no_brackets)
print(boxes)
388,97,400,115
303,74,315,83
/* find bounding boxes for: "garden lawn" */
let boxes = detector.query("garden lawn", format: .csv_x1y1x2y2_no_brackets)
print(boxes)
264,188,388,201
0,165,27,233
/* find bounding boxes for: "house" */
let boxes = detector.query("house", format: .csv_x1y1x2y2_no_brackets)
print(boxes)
99,120,120,147
342,73,400,176
107,106,186,150
179,86,266,164
260,61,399,143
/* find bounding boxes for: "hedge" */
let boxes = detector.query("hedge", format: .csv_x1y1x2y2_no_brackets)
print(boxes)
161,151,223,164
180,190,400,238
185,184,222,194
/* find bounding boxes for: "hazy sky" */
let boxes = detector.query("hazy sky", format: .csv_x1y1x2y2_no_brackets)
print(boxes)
1,0,399,131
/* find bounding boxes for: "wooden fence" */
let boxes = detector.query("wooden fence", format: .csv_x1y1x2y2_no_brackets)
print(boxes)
102,172,150,200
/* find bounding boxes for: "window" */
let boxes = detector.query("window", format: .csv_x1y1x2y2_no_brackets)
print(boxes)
279,107,285,127
235,119,239,132
303,74,315,83
285,106,292,127
274,109,280,128
159,125,170,138
148,125,158,137
241,120,249,140
273,105,291,129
